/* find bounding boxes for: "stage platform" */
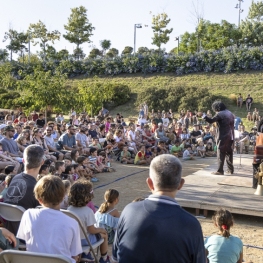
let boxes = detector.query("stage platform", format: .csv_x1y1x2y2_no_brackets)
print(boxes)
177,154,263,217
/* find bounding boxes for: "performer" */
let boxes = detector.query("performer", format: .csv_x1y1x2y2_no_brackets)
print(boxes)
203,101,235,175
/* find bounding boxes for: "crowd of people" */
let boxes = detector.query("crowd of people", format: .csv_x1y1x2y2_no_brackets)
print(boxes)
0,104,254,263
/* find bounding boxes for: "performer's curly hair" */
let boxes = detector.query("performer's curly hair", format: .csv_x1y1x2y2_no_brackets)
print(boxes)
212,101,226,112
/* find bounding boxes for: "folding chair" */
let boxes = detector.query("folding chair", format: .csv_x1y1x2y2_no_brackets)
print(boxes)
60,209,104,263
0,250,71,263
0,203,26,249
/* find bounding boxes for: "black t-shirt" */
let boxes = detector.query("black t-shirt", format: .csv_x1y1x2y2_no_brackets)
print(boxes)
88,130,98,138
190,130,201,137
36,119,45,128
4,172,39,234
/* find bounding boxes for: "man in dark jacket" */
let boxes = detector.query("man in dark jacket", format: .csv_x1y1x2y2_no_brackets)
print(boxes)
203,101,235,175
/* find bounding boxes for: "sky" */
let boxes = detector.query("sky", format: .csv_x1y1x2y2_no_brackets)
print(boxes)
0,0,252,57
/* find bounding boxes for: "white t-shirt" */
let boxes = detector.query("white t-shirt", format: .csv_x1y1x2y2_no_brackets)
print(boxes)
17,208,82,263
128,130,136,141
68,206,96,239
162,118,170,128
75,132,88,147
137,118,147,125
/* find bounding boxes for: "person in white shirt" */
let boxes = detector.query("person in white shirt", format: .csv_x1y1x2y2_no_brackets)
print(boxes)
17,175,82,263
162,114,170,129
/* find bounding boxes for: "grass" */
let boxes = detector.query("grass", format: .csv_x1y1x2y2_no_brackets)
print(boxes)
71,70,263,130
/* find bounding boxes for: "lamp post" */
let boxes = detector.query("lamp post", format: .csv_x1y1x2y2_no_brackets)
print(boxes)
134,24,142,55
235,0,244,27
175,37,179,54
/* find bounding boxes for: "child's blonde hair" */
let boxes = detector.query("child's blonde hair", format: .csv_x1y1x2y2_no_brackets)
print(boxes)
17,135,26,145
98,189,119,213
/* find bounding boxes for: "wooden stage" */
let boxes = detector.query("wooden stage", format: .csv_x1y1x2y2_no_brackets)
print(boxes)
177,154,263,217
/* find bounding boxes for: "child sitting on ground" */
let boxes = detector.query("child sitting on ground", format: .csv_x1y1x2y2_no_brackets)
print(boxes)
183,145,195,160
68,179,110,263
120,145,134,164
205,142,217,157
196,141,206,158
134,145,149,165
170,140,183,157
17,175,82,263
95,189,120,244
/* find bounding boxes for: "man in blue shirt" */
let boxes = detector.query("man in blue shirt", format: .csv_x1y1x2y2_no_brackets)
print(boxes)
112,154,206,263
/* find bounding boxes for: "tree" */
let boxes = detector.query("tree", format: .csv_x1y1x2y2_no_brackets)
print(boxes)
63,6,95,59
3,29,28,61
57,49,69,60
240,1,263,46
28,20,60,61
17,68,68,120
73,47,86,60
106,48,119,58
248,1,263,21
121,46,133,55
137,47,149,55
0,49,9,62
100,40,111,55
88,48,101,59
151,13,173,51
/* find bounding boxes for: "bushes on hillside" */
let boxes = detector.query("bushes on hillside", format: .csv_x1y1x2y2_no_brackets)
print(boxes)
3,45,263,79
137,86,225,112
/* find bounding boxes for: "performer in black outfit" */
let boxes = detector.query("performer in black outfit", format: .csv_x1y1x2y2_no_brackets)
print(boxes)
203,101,235,175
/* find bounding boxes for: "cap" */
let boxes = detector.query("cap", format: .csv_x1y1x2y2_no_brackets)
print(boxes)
0,124,7,130
4,125,14,131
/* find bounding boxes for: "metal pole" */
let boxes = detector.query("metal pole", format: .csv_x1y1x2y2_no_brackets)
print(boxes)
28,34,30,63
134,24,136,55
177,38,179,54
238,0,241,27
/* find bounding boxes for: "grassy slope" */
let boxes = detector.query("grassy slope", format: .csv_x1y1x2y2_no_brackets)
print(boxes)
72,71,263,129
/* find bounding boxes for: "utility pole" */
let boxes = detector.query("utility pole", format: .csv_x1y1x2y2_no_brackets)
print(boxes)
235,0,244,27
175,37,179,54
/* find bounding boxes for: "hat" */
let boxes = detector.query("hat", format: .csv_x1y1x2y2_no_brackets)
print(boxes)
4,125,14,131
0,124,7,130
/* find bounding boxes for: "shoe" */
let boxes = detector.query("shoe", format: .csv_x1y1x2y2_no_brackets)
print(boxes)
81,252,95,262
211,171,224,175
226,170,234,175
99,256,111,263
91,177,99,182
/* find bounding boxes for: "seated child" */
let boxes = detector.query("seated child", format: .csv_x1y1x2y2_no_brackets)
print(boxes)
120,145,134,164
205,209,246,263
145,145,153,161
205,142,216,157
170,140,183,157
183,145,195,160
134,145,149,165
196,141,206,158
157,141,168,154
68,179,110,263
17,175,82,263
95,189,120,244
60,179,71,209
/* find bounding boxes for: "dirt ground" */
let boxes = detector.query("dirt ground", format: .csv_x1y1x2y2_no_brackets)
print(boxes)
92,158,263,263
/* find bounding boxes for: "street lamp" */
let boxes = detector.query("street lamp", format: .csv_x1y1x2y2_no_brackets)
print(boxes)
134,24,142,55
175,37,179,54
235,0,244,27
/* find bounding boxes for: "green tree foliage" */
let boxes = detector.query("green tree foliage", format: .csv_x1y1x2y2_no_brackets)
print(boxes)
100,40,111,55
17,54,40,64
122,46,133,55
73,47,86,60
176,20,240,54
0,63,16,90
151,13,173,50
63,6,94,54
28,20,60,61
0,49,9,62
3,30,28,61
240,1,263,46
17,68,68,118
106,48,119,58
248,0,263,21
137,47,150,55
89,48,102,59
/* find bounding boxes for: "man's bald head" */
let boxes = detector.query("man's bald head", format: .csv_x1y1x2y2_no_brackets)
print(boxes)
150,154,182,192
